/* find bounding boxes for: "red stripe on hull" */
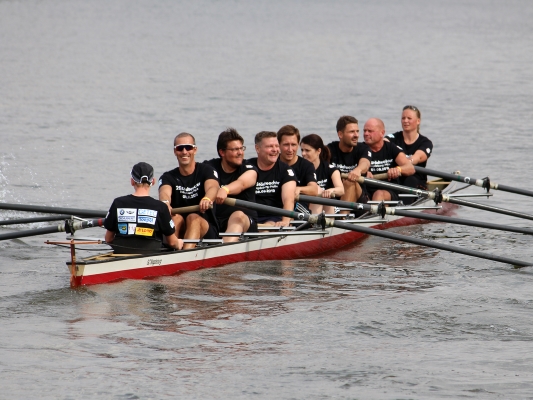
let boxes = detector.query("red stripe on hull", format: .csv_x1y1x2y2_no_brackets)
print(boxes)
72,202,458,287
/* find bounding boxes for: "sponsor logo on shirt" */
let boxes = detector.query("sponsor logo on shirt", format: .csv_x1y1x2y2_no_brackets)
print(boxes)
169,220,175,229
118,223,128,235
245,164,253,168
135,227,154,236
117,208,137,222
287,169,294,177
158,179,163,188
139,209,157,217
213,170,219,178
138,216,156,225
368,151,371,158
128,224,137,234
313,173,317,180
256,180,280,195
426,148,431,154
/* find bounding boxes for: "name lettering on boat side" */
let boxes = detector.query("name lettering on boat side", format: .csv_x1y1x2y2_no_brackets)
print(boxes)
147,258,163,266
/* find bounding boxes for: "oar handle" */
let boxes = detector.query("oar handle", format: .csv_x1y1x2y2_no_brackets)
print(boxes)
340,172,388,181
170,204,212,215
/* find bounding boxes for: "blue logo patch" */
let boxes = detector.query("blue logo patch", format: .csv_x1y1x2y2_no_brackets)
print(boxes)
118,223,128,234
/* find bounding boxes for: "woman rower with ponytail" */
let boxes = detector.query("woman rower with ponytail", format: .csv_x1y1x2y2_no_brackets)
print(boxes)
300,134,344,214
386,105,434,196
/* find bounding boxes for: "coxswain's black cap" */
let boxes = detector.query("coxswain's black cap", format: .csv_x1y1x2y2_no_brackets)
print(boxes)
131,162,154,184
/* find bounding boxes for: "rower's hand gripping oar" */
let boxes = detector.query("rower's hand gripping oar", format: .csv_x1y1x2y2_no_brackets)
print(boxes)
297,194,533,236
341,173,533,222
415,166,533,198
223,197,532,268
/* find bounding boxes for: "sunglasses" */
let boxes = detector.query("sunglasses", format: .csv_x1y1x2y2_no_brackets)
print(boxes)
174,144,197,152
403,105,419,112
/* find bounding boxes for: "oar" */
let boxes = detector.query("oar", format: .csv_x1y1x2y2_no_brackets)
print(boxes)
297,195,533,236
342,174,533,222
0,215,71,226
0,203,106,217
223,198,532,268
415,166,533,198
171,204,212,215
0,218,105,241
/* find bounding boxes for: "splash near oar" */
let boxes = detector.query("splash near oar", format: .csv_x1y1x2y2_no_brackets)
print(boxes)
0,203,106,217
297,194,533,236
414,166,533,197
223,198,532,268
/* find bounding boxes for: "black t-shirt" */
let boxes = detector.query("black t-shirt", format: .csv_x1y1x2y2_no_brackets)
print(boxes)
204,158,258,221
247,158,297,218
158,162,219,208
104,194,175,242
369,141,404,175
387,131,433,183
327,141,372,174
290,156,317,186
315,160,339,191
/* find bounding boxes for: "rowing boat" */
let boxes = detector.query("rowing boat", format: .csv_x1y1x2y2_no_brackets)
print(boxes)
50,178,462,287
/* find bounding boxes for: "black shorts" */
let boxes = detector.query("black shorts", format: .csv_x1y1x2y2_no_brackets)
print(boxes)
257,215,282,224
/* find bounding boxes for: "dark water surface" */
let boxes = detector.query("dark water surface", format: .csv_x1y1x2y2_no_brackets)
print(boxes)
1,0,533,398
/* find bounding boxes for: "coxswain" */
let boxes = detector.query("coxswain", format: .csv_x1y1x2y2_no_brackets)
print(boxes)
104,162,183,253
158,132,220,249
204,128,258,243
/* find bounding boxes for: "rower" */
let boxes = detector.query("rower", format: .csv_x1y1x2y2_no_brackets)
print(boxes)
327,115,372,208
363,118,415,202
385,105,433,201
300,134,344,214
104,162,183,253
248,131,297,227
277,125,318,213
204,128,258,243
158,132,220,249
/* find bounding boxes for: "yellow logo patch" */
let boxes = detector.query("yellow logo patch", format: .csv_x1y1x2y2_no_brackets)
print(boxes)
135,227,154,236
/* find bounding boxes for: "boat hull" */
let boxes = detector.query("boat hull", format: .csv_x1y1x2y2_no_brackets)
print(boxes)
68,198,457,287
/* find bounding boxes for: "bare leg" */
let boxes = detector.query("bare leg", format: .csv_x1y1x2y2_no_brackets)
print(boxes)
340,180,362,214
309,203,324,214
224,211,251,243
172,214,186,238
183,213,210,249
372,190,392,202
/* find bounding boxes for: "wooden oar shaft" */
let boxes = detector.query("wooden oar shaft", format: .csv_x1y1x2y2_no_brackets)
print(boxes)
171,205,201,215
0,215,71,226
415,166,533,198
340,172,389,181
225,197,532,268
0,203,106,217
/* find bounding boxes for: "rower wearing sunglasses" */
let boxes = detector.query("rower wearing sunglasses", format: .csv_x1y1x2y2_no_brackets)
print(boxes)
158,132,220,249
